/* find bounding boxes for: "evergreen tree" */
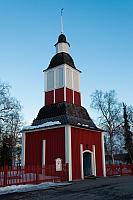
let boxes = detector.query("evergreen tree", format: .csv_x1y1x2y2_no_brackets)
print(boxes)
123,103,133,163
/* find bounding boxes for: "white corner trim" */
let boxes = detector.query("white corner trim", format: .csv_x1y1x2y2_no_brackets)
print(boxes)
64,87,66,101
54,69,56,89
73,90,74,104
54,89,55,104
42,140,46,166
101,132,106,176
44,91,45,106
65,125,72,181
92,145,96,176
21,132,26,166
80,144,84,179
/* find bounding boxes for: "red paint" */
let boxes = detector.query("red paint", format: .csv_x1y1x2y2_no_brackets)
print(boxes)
45,91,54,105
25,127,65,166
66,88,73,103
25,125,103,180
74,91,81,106
71,127,103,179
0,165,68,187
55,88,64,103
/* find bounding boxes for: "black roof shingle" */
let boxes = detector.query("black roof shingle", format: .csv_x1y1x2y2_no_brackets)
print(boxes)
32,102,100,131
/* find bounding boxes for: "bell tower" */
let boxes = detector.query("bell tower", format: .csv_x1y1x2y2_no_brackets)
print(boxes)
22,12,105,180
43,34,81,106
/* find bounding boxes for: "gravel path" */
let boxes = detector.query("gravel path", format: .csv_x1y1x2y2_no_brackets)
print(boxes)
0,176,133,200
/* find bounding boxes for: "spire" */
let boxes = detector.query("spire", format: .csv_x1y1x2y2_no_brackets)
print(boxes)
54,9,70,54
61,8,64,34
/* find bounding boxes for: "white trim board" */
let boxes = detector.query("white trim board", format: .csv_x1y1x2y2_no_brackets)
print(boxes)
65,125,72,181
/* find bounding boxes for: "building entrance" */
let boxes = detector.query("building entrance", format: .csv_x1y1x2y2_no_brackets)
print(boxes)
83,152,92,177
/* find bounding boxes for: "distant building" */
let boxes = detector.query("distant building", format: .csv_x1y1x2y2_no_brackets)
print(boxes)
21,33,106,181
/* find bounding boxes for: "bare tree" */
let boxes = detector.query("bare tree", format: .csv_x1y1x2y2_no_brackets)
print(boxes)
90,90,123,164
0,81,23,166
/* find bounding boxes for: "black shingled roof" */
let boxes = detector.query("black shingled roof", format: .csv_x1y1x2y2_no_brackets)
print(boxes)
47,52,76,69
32,102,100,131
55,34,70,46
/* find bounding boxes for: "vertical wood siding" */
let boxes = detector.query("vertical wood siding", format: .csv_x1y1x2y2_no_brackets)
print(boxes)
45,90,54,105
74,91,81,106
25,127,65,166
66,88,73,103
55,88,64,103
71,127,103,179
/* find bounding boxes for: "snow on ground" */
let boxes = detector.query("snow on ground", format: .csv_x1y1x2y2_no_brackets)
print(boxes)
0,182,70,195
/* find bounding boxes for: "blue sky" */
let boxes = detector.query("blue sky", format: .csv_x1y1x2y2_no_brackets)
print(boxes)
0,0,133,124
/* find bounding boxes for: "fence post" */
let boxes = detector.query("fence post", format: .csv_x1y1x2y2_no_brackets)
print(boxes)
4,166,8,187
120,163,122,176
131,164,133,175
36,166,39,184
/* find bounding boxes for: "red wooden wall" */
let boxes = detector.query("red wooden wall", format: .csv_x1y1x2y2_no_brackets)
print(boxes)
71,127,103,179
25,127,65,166
66,88,73,103
45,90,54,105
55,88,64,103
74,91,81,106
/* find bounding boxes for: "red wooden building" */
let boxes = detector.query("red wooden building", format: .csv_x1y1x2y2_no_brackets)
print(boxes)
21,33,106,181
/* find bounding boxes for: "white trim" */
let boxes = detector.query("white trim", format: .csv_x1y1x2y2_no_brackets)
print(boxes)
42,140,46,166
92,145,96,176
82,149,95,176
101,132,106,176
44,91,45,106
21,125,65,134
83,149,93,154
64,67,66,102
21,132,26,166
71,125,102,133
64,87,66,101
80,144,84,179
73,90,74,104
65,125,72,181
22,125,102,134
54,89,55,104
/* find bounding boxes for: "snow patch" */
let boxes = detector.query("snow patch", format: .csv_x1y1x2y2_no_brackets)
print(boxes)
82,124,89,127
22,121,61,131
0,182,70,195
77,123,89,127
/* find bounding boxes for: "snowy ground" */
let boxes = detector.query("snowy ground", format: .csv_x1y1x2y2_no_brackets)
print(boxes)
0,182,70,195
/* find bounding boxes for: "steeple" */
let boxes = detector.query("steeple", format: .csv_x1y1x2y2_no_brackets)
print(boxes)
55,34,70,54
61,8,64,34
43,11,81,107
54,9,70,54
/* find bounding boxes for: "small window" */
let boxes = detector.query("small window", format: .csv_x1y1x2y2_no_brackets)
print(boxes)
56,68,64,88
66,68,72,89
73,71,80,91
47,71,54,90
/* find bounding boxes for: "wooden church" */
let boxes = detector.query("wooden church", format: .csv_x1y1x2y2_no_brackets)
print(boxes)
21,32,106,181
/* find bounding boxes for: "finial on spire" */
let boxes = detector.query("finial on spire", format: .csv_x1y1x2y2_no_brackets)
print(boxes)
61,8,64,34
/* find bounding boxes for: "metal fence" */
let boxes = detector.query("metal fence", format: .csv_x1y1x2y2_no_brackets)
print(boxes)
106,164,133,176
0,164,68,187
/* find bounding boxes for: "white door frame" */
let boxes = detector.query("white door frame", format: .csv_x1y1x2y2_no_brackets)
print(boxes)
80,144,96,179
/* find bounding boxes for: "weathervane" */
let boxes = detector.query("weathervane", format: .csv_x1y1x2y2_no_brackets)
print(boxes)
61,8,64,34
